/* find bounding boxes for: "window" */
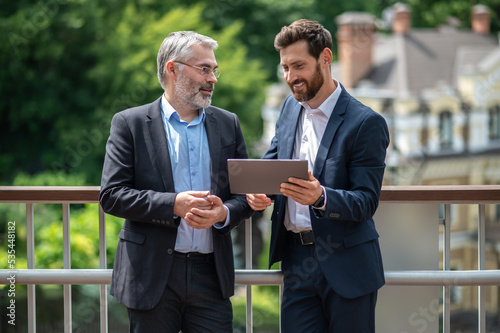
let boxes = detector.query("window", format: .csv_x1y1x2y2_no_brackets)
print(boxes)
489,105,500,141
420,102,430,150
439,111,453,149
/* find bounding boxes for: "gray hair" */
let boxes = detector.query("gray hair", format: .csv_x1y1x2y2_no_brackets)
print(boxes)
157,31,218,89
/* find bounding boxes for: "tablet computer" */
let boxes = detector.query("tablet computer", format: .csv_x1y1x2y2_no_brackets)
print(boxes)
227,159,308,195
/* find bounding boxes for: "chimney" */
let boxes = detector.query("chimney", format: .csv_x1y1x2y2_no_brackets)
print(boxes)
392,3,411,34
335,12,377,89
471,4,490,34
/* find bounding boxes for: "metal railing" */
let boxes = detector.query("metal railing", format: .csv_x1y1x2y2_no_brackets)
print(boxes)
1,185,500,333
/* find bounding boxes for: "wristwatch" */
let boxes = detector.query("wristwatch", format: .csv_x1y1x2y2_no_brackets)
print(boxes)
312,188,325,208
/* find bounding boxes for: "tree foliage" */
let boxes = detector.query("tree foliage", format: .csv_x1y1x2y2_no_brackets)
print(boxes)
0,1,267,184
406,0,500,33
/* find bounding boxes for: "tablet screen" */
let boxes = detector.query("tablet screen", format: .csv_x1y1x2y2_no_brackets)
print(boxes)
227,159,308,195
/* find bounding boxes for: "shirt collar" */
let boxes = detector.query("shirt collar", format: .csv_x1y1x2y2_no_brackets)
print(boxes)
299,79,342,118
160,93,205,122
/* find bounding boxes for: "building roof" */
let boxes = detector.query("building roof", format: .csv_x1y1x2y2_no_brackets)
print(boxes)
357,27,498,98
455,45,498,77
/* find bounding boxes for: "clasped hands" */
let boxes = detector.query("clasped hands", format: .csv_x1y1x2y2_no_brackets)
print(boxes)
246,171,322,211
174,191,227,229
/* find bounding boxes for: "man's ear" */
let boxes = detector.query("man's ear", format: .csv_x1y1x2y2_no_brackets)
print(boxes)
165,61,177,78
321,48,333,66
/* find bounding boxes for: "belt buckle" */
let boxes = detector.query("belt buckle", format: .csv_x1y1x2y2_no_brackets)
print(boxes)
299,231,314,245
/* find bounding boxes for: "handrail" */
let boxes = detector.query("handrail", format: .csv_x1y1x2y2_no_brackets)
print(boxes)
1,185,500,203
2,269,500,286
0,186,100,203
380,185,500,203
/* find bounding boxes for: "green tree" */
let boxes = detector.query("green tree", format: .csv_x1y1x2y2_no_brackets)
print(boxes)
1,0,102,183
0,1,268,184
90,3,267,145
405,0,500,33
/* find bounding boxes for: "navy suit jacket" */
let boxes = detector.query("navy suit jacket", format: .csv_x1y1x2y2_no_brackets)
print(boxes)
266,86,390,299
99,97,252,310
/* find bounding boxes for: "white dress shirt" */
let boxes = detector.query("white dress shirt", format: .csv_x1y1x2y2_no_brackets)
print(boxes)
284,81,342,233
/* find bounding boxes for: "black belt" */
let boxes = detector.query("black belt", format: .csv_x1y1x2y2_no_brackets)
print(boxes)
174,251,214,261
291,230,314,245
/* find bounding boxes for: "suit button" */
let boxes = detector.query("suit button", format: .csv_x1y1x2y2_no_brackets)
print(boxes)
161,220,166,224
167,249,173,255
152,219,156,223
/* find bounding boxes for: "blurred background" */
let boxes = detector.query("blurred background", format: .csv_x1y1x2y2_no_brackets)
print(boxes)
1,0,500,331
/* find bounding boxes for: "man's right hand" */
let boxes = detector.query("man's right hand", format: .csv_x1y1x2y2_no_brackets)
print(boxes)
246,193,272,211
174,191,212,219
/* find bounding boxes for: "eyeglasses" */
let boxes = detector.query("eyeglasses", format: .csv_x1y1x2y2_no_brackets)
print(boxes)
173,61,221,78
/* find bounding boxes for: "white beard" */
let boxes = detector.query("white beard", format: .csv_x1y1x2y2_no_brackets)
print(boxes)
175,75,212,110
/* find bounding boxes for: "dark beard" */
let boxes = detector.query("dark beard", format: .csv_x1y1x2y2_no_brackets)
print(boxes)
288,62,324,102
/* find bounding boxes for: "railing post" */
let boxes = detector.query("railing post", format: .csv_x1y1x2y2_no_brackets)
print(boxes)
63,203,72,333
99,205,108,333
26,203,36,333
279,263,282,333
442,204,451,333
245,217,253,333
478,204,486,333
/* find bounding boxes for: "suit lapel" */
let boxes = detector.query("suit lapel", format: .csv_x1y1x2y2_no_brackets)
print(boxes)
204,108,221,194
283,102,303,158
312,88,349,178
145,98,175,192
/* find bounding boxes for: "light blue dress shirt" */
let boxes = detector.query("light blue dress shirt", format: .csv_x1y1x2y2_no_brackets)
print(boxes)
160,95,218,253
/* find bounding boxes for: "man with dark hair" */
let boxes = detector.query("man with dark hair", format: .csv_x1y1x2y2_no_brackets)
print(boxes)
100,31,252,332
247,19,389,332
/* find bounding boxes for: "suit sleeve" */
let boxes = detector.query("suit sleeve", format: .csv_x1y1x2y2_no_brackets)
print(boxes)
218,113,254,234
99,112,180,227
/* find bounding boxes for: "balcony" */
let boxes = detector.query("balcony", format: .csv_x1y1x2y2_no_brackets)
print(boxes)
1,185,500,332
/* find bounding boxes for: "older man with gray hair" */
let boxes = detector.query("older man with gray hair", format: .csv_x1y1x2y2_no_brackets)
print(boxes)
100,31,252,332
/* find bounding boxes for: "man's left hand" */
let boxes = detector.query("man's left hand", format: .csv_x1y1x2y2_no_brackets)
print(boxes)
184,195,227,229
280,171,323,206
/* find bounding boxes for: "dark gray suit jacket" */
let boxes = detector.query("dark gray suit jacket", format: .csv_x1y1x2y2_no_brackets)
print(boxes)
99,97,252,310
266,86,390,299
